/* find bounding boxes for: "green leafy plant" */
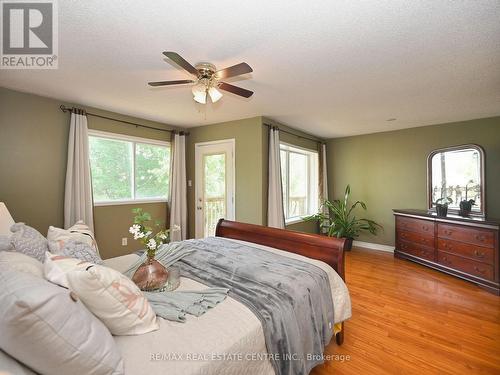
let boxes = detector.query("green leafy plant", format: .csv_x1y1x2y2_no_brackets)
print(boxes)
305,185,381,241
129,208,173,258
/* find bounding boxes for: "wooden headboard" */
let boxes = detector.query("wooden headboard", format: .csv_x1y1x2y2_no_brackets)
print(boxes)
215,219,347,280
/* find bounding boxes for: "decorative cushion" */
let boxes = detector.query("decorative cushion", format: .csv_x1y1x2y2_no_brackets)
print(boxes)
44,252,93,288
0,234,13,251
0,349,37,375
9,223,48,262
47,221,99,255
0,264,124,375
61,239,103,264
0,251,44,278
66,264,159,335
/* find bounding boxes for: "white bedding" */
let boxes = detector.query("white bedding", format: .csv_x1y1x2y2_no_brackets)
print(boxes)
103,238,351,375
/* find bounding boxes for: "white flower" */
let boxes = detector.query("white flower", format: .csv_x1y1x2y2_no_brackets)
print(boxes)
159,233,167,240
147,239,157,250
129,224,140,235
172,225,181,232
145,231,152,237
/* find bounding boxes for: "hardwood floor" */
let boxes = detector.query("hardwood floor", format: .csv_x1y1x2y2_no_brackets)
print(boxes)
311,247,500,375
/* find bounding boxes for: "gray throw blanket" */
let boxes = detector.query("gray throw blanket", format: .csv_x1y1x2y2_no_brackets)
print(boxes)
174,237,335,375
123,245,229,322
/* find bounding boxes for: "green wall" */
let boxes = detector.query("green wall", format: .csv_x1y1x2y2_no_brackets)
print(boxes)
186,116,323,238
262,117,323,234
0,87,175,259
186,117,265,238
327,117,500,246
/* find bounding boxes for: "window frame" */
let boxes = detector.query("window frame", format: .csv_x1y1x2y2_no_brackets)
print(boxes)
279,142,319,224
88,129,171,206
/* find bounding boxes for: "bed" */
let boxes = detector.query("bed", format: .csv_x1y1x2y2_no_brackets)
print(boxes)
104,219,351,375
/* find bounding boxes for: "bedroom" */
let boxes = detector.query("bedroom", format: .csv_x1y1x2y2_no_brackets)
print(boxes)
0,1,499,374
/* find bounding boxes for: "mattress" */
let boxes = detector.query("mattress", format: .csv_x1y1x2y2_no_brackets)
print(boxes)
103,238,351,375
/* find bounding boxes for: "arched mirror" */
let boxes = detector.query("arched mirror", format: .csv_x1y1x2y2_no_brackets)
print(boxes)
427,144,485,217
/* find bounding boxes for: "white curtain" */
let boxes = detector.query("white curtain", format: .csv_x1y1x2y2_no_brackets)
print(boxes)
169,133,187,241
64,110,94,231
267,127,285,229
319,143,329,233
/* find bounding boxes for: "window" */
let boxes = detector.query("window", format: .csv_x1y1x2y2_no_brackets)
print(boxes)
280,143,319,222
88,130,170,205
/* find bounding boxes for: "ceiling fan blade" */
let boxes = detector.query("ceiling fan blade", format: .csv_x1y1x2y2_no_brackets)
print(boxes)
163,51,199,77
218,82,253,98
215,62,253,79
148,79,194,87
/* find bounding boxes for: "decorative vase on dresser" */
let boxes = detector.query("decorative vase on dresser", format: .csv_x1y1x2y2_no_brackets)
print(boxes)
393,209,500,295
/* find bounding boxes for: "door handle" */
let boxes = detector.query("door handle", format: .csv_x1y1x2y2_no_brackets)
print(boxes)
197,206,203,210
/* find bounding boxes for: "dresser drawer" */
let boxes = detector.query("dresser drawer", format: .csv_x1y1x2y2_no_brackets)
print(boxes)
438,223,495,248
396,216,434,235
397,230,434,247
437,251,494,281
437,239,494,265
397,240,435,262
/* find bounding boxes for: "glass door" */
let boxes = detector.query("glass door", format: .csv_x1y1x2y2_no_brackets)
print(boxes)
195,139,235,238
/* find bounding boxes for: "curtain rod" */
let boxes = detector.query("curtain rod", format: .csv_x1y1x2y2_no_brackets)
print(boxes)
263,123,324,144
59,105,189,135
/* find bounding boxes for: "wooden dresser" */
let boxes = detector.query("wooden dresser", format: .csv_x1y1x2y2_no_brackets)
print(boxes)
394,209,500,295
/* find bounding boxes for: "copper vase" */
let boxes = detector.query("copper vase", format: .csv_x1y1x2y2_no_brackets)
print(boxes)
132,255,169,291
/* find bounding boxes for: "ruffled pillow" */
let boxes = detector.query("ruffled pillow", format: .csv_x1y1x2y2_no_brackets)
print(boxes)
61,240,103,264
10,223,48,262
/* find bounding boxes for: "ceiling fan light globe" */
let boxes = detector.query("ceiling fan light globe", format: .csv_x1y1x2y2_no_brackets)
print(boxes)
208,87,223,103
192,83,207,104
193,91,207,104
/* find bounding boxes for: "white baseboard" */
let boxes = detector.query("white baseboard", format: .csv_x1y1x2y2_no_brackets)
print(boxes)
353,240,394,253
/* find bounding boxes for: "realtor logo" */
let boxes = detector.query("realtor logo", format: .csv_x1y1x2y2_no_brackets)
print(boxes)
1,0,58,69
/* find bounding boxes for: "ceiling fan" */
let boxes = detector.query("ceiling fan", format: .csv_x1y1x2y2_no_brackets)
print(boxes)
148,51,254,104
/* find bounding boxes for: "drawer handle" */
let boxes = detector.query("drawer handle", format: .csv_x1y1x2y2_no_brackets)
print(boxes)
474,234,485,242
473,250,485,258
474,266,486,274
443,229,453,235
422,226,429,231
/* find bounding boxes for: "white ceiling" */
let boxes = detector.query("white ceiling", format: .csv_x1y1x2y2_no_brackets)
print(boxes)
1,0,500,138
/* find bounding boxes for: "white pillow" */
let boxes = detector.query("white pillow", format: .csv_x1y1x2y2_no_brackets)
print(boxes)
0,251,44,278
0,264,124,375
44,252,93,288
47,221,99,255
66,264,159,336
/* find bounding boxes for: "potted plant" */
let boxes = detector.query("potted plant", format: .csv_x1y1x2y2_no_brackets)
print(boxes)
459,180,476,217
128,208,175,291
433,197,452,217
305,185,381,250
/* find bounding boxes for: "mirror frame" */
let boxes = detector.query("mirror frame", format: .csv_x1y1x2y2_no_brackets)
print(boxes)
427,144,486,217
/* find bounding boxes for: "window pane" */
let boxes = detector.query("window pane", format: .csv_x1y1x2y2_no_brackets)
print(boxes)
135,143,170,199
89,136,133,201
204,153,226,236
289,152,308,217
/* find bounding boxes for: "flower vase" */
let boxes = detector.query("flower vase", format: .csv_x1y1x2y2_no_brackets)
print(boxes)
132,255,168,291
